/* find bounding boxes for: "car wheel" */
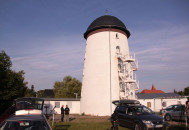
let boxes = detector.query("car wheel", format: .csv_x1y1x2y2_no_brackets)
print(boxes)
135,123,141,130
165,114,172,121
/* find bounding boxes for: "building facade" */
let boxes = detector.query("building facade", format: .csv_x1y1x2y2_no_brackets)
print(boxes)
137,93,187,112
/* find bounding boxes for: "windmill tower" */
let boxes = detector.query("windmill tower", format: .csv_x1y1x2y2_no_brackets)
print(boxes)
80,15,139,116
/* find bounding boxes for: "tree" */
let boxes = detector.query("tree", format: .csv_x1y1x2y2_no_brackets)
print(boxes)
184,87,189,96
177,91,184,96
24,85,36,97
53,76,82,98
175,86,189,96
36,90,45,98
0,50,27,115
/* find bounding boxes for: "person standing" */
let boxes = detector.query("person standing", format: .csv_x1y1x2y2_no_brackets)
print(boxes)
60,105,65,122
65,105,70,122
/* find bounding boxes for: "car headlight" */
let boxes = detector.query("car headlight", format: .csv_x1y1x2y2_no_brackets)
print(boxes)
142,120,154,125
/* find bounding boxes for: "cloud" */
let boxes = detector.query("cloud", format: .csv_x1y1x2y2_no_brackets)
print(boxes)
11,37,85,90
11,22,189,92
130,22,189,92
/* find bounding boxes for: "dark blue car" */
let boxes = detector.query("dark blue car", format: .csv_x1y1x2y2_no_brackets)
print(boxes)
111,99,165,130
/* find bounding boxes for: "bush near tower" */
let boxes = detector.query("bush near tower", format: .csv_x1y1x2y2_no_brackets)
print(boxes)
53,76,81,98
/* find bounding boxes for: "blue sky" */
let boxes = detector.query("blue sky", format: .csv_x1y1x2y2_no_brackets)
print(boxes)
0,0,189,92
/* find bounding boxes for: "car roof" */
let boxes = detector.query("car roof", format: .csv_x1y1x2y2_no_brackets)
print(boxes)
15,97,44,102
165,104,182,108
170,104,182,106
113,99,140,106
175,104,185,107
5,115,45,121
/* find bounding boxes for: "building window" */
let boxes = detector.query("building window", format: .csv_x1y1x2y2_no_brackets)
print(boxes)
116,46,120,54
147,102,151,108
119,83,124,91
55,102,60,108
118,64,122,72
116,33,119,39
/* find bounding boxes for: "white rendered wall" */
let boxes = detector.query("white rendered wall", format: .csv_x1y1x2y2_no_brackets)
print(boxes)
81,29,130,116
43,100,80,114
138,98,187,112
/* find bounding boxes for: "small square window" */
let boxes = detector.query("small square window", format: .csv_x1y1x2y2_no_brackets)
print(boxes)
55,102,60,108
116,33,119,39
147,102,151,108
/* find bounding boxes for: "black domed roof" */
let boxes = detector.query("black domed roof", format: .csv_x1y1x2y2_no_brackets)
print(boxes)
84,15,130,39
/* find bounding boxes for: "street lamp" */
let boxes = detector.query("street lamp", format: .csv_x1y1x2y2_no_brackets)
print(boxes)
74,93,78,99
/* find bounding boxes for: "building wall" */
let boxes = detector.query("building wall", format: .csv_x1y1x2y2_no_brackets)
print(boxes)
42,97,187,115
138,98,187,112
43,100,80,114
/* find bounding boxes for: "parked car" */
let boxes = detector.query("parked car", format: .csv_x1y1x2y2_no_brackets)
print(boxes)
0,97,52,130
164,105,186,121
160,104,181,115
111,99,165,130
0,114,51,130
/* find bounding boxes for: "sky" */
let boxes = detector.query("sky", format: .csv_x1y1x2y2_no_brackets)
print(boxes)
0,0,189,93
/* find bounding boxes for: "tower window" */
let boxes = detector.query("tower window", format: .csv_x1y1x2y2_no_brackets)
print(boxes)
116,33,119,39
116,46,120,53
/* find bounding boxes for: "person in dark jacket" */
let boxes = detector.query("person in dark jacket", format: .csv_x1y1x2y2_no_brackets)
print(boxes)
65,105,70,122
61,105,65,122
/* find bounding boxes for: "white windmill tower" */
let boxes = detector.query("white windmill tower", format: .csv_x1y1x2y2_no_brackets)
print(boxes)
80,15,139,116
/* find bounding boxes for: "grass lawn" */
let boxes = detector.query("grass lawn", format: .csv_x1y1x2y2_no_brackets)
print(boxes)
48,114,189,130
48,114,129,130
50,121,128,130
50,121,188,130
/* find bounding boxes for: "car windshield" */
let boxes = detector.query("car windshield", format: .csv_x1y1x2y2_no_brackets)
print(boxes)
132,106,154,115
1,120,50,130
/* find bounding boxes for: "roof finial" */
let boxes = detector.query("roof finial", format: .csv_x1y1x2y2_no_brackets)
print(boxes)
105,9,108,15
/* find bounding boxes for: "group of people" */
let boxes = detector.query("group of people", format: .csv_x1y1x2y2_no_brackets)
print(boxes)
60,105,70,122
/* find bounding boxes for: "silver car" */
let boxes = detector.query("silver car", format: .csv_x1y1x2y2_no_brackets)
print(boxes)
0,114,51,130
164,105,186,121
0,97,52,130
160,104,180,115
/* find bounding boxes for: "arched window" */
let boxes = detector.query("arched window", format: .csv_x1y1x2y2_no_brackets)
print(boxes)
119,83,124,91
116,46,120,54
116,33,119,39
118,64,121,71
131,92,133,96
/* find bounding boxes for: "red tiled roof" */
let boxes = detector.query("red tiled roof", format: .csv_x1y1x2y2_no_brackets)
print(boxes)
140,85,165,93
